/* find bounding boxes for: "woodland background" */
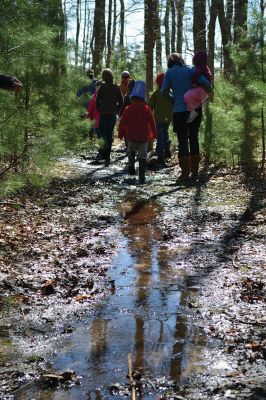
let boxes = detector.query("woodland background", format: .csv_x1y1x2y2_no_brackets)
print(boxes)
0,0,265,195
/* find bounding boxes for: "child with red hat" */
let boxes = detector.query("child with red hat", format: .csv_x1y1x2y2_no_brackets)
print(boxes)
148,72,173,166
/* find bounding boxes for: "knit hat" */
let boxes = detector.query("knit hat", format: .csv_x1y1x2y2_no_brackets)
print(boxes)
130,80,146,100
121,70,130,78
155,72,165,87
192,50,208,66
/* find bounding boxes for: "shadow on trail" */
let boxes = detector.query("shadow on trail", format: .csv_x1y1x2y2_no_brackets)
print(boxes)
180,163,265,280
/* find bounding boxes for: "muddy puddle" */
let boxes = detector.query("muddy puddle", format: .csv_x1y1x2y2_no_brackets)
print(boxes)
13,193,205,399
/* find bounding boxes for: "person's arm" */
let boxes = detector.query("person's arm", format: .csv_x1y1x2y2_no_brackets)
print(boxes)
161,72,174,103
118,107,128,139
0,74,22,91
96,87,102,112
147,108,157,140
147,91,156,111
117,86,124,114
197,74,212,93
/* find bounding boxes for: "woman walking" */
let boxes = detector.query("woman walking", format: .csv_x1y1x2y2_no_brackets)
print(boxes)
161,53,211,180
96,69,123,166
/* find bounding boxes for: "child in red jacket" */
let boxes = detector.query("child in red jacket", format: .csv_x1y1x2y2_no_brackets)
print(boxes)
86,80,102,140
118,80,157,184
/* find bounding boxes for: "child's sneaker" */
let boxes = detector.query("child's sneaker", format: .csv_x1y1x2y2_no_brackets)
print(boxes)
187,110,198,123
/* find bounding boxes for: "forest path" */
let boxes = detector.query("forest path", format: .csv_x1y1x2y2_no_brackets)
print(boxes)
0,146,265,399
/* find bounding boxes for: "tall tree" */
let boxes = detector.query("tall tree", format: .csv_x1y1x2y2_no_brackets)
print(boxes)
208,0,218,77
217,0,233,74
144,0,157,95
204,0,218,162
261,0,265,172
155,0,162,71
91,0,106,75
75,0,81,66
226,0,233,40
170,0,176,52
234,0,248,43
120,0,125,48
176,0,185,53
164,0,170,58
82,0,90,68
193,0,206,51
106,0,113,67
111,0,117,53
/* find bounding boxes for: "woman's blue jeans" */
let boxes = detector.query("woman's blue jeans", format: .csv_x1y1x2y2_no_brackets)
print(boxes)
155,123,171,155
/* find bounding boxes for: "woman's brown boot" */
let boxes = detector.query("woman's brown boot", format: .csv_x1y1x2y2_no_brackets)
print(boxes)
178,156,190,180
190,154,201,178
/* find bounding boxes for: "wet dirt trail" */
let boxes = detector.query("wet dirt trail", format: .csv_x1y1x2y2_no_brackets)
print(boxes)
15,199,201,399
0,146,265,399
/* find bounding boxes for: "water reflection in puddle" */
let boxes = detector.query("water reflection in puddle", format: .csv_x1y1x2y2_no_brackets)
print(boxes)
15,193,205,399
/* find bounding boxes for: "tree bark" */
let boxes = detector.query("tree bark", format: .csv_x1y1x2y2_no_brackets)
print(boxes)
164,0,170,58
75,0,81,66
82,0,89,68
106,0,113,67
120,0,125,48
91,0,106,76
208,0,218,78
144,0,157,96
170,0,176,53
176,0,185,53
204,0,218,163
226,0,233,41
260,0,265,174
217,0,233,74
193,0,206,51
234,0,248,43
111,0,117,51
155,0,162,71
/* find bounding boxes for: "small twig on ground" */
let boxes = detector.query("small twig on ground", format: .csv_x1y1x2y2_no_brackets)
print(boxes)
0,201,25,208
232,255,240,269
127,353,136,400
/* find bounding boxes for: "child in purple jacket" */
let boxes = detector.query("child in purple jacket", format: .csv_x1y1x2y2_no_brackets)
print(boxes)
184,50,212,123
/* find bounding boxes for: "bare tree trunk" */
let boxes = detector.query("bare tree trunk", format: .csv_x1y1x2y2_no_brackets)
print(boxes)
217,0,233,74
155,0,162,71
106,0,113,67
208,0,218,78
82,0,88,68
193,0,206,51
144,0,157,96
234,0,248,43
120,0,125,48
91,0,106,76
75,0,81,66
170,0,176,52
176,0,185,53
260,0,265,174
226,0,233,41
204,0,218,163
164,0,170,58
63,0,68,42
111,0,117,50
84,7,91,67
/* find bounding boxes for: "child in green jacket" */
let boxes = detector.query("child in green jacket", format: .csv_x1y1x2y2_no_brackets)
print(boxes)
148,73,173,165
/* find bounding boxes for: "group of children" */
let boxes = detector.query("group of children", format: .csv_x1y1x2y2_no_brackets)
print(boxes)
85,50,212,184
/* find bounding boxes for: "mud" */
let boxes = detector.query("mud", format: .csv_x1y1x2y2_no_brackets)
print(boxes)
0,144,265,399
